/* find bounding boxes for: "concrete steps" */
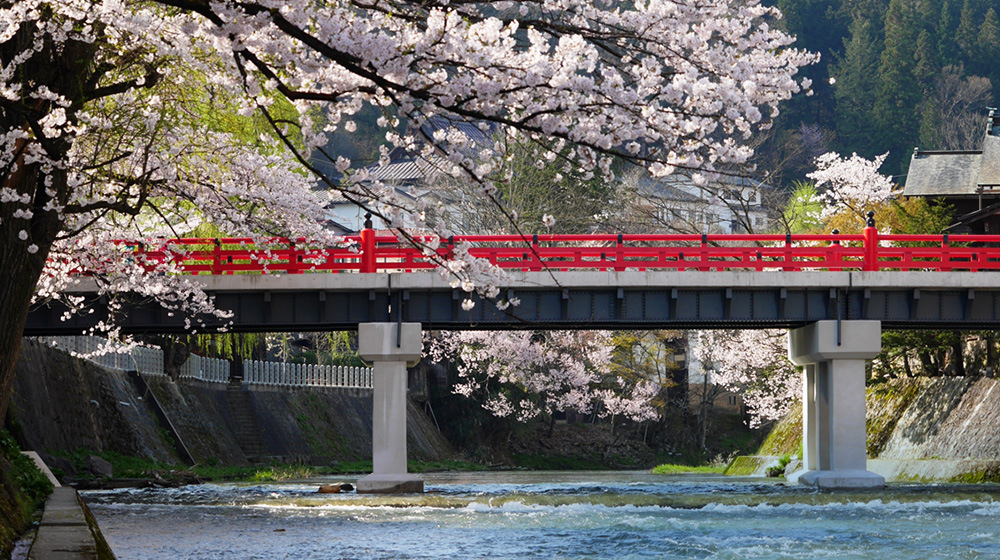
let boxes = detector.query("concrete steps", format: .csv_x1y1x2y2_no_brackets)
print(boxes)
226,385,265,462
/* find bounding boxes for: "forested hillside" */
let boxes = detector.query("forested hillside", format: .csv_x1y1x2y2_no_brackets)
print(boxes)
765,0,998,181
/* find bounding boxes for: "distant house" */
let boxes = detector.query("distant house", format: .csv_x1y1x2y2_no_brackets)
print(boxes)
904,110,1000,233
315,117,499,233
632,172,773,234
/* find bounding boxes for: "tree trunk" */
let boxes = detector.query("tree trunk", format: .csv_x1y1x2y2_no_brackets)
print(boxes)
0,234,52,423
0,25,98,423
952,340,966,377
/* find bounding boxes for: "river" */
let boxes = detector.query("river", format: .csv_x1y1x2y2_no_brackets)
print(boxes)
83,471,1000,559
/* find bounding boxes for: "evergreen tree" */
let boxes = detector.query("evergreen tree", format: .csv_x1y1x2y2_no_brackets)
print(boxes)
918,98,943,148
936,0,957,65
955,0,979,60
772,0,849,125
918,0,942,35
914,29,940,88
833,15,882,157
977,8,1000,83
874,0,922,174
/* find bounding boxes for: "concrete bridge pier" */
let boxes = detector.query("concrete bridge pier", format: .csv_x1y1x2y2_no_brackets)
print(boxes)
356,322,424,494
787,320,885,489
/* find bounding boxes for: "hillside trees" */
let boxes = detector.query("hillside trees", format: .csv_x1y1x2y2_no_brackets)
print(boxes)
771,0,995,182
0,0,820,428
872,0,921,174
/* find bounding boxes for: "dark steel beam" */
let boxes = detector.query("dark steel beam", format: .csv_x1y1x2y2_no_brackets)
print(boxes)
23,285,1000,335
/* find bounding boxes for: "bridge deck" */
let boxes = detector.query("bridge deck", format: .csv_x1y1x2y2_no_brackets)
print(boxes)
25,270,1000,334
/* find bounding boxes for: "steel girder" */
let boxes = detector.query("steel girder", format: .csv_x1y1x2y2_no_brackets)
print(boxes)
21,285,1000,335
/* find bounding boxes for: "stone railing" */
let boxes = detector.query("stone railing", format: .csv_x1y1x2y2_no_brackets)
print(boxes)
37,336,371,389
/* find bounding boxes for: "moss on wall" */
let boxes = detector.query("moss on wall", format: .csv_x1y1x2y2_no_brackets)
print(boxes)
724,455,771,476
756,402,802,457
866,379,923,458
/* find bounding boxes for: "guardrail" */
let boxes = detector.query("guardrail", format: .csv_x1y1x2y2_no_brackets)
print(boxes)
97,223,1000,275
242,361,372,388
38,337,372,389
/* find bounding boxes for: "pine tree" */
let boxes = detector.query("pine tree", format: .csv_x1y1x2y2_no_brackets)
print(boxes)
874,0,922,173
936,0,958,65
914,29,940,88
955,0,979,60
833,15,883,157
977,8,1000,80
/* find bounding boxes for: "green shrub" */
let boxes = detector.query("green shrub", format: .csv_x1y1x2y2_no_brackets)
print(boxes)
0,431,53,506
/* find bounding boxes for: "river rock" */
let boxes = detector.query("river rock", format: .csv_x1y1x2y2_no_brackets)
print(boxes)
85,455,114,479
46,455,77,481
318,483,354,493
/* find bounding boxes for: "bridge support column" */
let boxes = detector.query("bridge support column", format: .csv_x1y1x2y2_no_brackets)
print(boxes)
356,322,424,494
786,320,884,489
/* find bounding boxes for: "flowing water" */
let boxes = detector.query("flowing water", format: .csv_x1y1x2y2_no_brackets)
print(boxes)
83,471,1000,559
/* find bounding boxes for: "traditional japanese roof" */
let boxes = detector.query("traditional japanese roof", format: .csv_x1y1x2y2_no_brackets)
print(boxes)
904,111,1000,197
365,158,427,185
637,172,772,205
945,200,1000,232
636,175,702,202
415,116,500,158
312,187,350,205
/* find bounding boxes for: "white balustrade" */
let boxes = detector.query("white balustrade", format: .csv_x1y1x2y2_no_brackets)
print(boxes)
37,336,372,389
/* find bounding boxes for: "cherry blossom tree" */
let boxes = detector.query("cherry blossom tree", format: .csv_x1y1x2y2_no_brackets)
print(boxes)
428,330,659,425
806,151,897,225
1,0,816,424
691,329,800,428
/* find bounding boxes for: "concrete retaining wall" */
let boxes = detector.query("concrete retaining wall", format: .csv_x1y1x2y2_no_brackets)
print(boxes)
11,339,454,469
737,376,1000,481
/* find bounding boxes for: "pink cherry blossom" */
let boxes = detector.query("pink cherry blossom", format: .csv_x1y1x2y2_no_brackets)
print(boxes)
692,329,800,428
0,0,817,421
428,330,658,423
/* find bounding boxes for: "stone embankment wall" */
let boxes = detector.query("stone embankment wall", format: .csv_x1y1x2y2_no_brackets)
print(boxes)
9,339,454,470
10,340,178,466
729,376,1000,481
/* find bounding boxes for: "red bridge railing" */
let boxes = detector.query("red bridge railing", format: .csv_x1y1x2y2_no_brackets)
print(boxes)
99,225,1000,276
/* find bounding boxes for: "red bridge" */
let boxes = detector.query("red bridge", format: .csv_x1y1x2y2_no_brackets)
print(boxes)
33,225,1000,492
109,226,1000,275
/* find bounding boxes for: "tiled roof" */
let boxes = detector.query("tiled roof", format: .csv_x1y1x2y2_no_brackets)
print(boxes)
637,175,701,202
904,151,982,196
360,155,454,187
904,111,1000,197
312,187,349,205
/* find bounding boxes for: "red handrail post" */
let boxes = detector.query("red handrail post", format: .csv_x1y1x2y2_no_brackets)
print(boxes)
615,234,625,272
828,229,843,272
288,239,302,274
698,234,709,271
862,211,878,272
782,234,793,271
212,238,222,275
360,213,376,273
531,234,542,271
940,234,951,272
